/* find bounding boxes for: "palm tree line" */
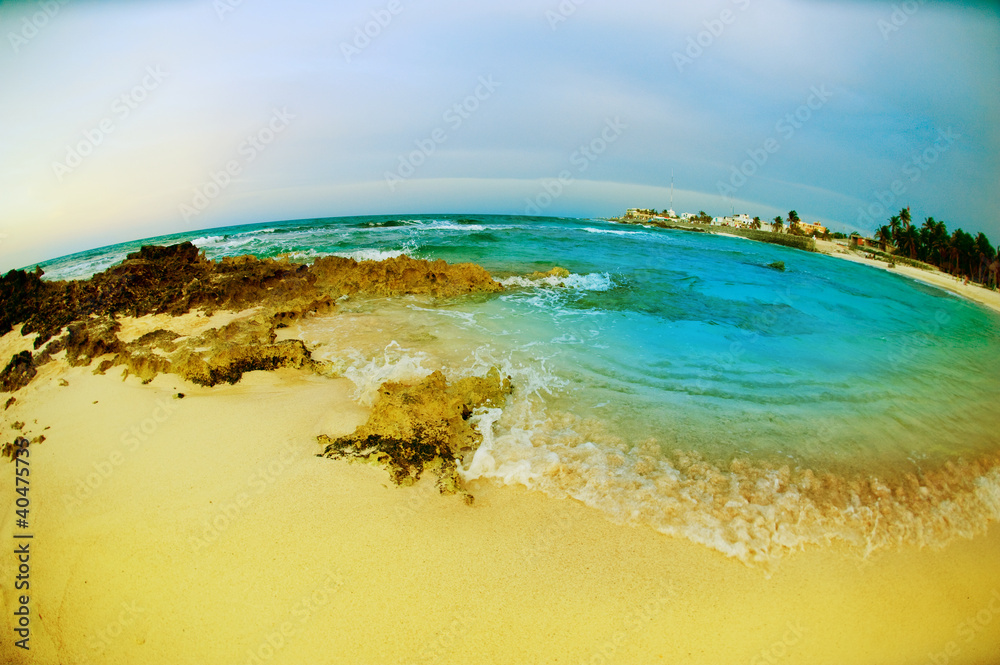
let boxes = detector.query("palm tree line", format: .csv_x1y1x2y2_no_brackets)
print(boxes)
873,207,999,289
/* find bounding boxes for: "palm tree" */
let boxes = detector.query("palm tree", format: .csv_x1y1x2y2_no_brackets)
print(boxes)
990,247,1000,290
772,216,783,233
899,224,919,260
751,216,762,230
875,225,892,252
900,206,912,228
920,217,948,266
947,229,976,279
974,233,995,284
787,210,801,235
888,215,902,250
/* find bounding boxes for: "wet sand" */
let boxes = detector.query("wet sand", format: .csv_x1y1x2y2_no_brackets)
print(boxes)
3,351,999,665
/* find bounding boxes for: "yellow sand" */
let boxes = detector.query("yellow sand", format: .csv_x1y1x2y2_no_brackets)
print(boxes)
2,358,1000,664
815,239,1000,316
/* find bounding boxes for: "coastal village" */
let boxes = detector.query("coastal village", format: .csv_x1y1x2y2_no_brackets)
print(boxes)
615,208,829,238
610,205,1000,310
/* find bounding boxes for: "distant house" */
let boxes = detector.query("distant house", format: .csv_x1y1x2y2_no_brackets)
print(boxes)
798,221,827,236
849,235,874,248
722,213,751,228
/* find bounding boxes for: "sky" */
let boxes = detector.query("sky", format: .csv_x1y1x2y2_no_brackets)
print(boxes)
0,0,998,272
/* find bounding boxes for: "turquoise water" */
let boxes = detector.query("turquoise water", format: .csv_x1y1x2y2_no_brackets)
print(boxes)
38,214,1000,561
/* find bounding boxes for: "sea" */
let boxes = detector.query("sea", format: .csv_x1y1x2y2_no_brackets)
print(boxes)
36,213,1000,563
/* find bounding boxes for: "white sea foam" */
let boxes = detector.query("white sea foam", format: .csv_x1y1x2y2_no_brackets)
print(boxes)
191,235,225,247
332,241,417,263
340,342,434,406
421,221,487,232
500,272,616,292
458,390,1000,564
583,227,649,237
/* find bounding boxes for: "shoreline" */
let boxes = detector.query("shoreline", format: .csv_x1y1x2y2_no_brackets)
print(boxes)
611,218,1000,316
812,238,1000,316
3,358,1000,664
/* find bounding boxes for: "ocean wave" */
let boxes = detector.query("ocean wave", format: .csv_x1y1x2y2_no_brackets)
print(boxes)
501,271,616,292
332,246,416,262
421,221,487,232
458,395,1000,564
41,253,128,281
338,342,435,406
583,227,650,237
191,235,225,247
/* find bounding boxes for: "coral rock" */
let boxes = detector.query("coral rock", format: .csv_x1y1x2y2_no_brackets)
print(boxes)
319,368,512,496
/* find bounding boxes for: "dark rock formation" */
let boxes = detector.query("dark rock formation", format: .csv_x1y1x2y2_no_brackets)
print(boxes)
318,368,513,499
1,242,502,348
0,351,36,392
0,242,505,391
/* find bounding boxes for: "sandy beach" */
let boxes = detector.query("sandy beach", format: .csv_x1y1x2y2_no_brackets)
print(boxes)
814,239,1000,317
3,322,1000,665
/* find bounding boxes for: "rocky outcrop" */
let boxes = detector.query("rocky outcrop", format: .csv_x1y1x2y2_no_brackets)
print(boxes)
318,368,513,499
0,242,506,391
0,351,36,393
310,255,503,298
1,242,503,348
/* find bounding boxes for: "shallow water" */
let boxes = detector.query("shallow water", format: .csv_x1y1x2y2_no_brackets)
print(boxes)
37,214,1000,561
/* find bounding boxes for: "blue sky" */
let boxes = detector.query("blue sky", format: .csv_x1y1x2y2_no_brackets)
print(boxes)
1,0,997,271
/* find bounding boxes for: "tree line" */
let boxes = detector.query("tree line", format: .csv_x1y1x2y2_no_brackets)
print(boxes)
873,207,999,288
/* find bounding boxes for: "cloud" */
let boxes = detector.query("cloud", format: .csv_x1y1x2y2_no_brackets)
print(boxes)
0,0,997,271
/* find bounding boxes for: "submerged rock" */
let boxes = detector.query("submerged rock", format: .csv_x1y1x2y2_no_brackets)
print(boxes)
528,266,571,280
318,368,513,499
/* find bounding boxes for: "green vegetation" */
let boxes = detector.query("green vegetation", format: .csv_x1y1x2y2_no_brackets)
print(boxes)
614,204,999,289
874,208,999,288
767,261,786,272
